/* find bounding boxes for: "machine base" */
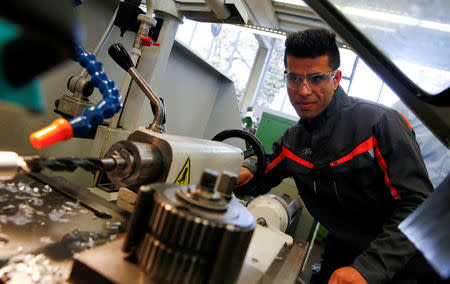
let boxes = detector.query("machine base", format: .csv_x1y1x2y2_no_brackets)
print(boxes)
68,232,308,284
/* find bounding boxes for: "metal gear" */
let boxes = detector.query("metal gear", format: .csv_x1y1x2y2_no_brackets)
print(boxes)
123,174,255,284
137,233,209,284
146,190,227,255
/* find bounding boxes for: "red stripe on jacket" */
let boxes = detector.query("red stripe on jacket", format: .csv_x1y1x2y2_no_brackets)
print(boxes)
265,146,314,173
373,139,402,200
330,136,375,167
398,112,413,132
330,135,402,200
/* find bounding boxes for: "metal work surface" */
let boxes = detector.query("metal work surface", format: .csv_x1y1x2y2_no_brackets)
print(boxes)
0,174,128,282
261,240,308,284
69,237,153,284
69,235,308,284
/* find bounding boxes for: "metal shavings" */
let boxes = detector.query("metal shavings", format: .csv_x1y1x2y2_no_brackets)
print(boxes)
0,254,65,283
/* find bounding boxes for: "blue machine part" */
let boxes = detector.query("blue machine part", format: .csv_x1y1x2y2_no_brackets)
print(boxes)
69,46,122,137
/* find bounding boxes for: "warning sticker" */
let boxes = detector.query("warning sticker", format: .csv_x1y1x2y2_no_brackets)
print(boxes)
174,158,190,185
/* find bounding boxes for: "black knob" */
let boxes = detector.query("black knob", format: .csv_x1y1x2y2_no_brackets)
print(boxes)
108,43,134,71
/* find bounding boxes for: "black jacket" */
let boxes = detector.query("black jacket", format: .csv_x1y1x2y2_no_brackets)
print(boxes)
246,86,433,283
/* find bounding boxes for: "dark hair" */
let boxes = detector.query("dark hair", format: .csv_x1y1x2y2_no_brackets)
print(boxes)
284,28,340,70
247,106,253,112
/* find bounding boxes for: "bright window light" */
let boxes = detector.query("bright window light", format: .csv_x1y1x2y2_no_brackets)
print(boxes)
273,0,308,7
341,6,450,33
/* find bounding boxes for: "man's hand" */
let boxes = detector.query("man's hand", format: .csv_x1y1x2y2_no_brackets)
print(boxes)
328,267,367,284
236,167,254,186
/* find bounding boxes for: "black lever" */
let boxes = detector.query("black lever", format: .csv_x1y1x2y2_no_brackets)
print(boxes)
108,43,134,71
108,42,165,132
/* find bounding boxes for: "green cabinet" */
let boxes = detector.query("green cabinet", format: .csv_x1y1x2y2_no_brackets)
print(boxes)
255,112,297,153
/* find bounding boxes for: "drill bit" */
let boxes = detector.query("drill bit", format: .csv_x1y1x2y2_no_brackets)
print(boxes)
23,156,122,173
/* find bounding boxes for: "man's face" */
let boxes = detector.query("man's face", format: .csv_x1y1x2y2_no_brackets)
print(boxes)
285,54,341,120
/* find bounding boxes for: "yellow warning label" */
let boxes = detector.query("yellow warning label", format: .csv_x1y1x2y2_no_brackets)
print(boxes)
174,158,190,185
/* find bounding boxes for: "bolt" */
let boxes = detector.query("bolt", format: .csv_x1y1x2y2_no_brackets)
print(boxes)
199,169,219,194
217,171,237,201
257,217,267,226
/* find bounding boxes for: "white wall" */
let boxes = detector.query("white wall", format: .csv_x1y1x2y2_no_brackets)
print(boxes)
155,41,242,139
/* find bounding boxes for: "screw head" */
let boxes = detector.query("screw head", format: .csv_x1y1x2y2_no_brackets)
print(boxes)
199,169,219,193
217,171,237,201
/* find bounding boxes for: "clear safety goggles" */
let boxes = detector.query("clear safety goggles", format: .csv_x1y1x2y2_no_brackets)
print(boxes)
284,70,337,90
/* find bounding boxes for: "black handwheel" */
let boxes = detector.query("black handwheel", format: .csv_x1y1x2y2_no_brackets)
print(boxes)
212,129,266,196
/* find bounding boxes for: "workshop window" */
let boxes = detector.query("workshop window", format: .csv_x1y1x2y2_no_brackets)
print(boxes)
176,19,259,100
254,38,287,113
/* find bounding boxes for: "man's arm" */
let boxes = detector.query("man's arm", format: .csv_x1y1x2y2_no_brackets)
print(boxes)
350,110,433,282
239,136,290,194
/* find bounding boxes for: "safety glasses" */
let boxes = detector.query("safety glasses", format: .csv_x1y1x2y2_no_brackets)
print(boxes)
284,70,337,90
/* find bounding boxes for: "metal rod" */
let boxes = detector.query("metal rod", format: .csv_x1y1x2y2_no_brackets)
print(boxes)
100,157,127,172
109,3,156,128
301,221,321,273
127,67,164,132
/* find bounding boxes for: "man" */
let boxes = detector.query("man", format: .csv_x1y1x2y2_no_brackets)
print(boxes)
242,106,257,133
238,28,436,283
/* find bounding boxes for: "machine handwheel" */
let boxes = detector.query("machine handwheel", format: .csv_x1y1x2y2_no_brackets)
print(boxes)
212,129,266,196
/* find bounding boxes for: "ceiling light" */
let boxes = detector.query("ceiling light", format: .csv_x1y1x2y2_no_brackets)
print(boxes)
237,24,287,39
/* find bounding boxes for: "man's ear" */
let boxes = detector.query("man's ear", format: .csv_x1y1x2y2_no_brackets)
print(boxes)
333,70,342,91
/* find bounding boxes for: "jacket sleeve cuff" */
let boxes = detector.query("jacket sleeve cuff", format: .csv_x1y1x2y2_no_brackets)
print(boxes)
351,257,389,284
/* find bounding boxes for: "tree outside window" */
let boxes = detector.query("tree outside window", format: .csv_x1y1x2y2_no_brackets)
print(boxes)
175,19,258,100
255,38,286,109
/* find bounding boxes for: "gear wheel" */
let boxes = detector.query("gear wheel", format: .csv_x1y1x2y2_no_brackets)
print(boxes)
124,181,256,284
147,191,227,255
137,233,209,284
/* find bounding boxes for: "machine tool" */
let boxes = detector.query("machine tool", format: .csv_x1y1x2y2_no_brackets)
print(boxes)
2,0,449,282
28,40,267,213
0,1,315,283
0,35,276,284
0,143,301,284
90,171,255,284
247,194,301,233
